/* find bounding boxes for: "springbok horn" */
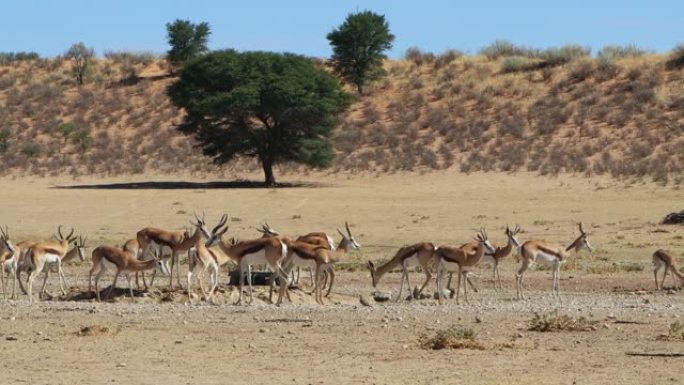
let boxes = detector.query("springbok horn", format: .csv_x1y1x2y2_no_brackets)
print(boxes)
66,227,75,241
212,215,228,234
345,221,352,237
337,229,346,238
579,222,585,234
57,225,64,240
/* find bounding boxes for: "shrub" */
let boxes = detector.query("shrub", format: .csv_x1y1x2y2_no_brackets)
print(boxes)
498,114,526,138
434,49,463,69
665,43,684,70
404,47,435,67
418,326,484,350
501,56,533,73
595,58,621,82
598,44,650,60
0,128,10,153
103,50,158,66
566,59,594,83
541,45,591,65
21,143,42,158
480,40,538,60
668,321,684,341
72,127,93,150
528,312,597,332
0,51,41,64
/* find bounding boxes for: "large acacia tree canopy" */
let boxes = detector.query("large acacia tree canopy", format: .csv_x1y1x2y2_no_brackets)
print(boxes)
168,50,351,185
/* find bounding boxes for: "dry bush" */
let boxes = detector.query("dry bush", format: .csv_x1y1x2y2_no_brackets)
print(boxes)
419,326,484,350
433,49,462,69
528,312,597,332
666,43,684,70
667,321,684,341
480,40,539,60
598,44,650,60
404,47,436,68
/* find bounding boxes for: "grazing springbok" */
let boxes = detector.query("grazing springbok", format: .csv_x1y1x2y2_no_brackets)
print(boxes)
367,242,437,301
136,214,211,290
24,227,87,302
435,229,496,304
89,244,162,301
205,217,288,305
652,249,684,290
516,223,593,300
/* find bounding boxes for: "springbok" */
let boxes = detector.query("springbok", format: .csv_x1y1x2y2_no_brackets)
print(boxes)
89,244,162,301
435,229,496,304
24,227,87,302
136,214,211,290
205,218,288,305
516,223,593,300
367,242,437,301
652,249,684,290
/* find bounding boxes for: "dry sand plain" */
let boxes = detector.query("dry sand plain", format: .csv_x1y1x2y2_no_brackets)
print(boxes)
0,172,683,385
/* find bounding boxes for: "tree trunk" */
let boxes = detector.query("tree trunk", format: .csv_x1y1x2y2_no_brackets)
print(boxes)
262,158,276,187
356,82,363,95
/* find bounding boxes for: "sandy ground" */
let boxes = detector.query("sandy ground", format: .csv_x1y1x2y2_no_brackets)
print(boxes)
0,172,683,384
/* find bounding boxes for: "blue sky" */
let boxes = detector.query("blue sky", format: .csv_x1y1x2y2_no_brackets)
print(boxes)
2,1,682,58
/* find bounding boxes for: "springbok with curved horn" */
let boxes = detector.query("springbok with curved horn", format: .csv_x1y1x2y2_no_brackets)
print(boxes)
205,217,288,305
652,249,684,290
0,226,43,299
516,222,593,300
24,227,87,302
136,213,211,290
453,225,522,291
367,242,437,302
435,229,496,304
89,244,163,301
186,215,228,303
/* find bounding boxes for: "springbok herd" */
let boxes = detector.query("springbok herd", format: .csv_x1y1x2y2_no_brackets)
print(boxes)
0,215,682,305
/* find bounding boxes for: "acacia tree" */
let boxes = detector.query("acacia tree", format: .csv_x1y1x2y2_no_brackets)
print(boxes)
166,19,211,72
327,10,395,94
168,50,351,186
66,42,95,85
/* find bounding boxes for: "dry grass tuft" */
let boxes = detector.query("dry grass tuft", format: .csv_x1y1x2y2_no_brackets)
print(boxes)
668,321,684,341
528,312,597,332
76,325,120,337
419,326,485,350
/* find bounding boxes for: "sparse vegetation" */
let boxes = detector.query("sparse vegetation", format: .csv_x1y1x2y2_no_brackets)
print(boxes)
419,325,485,350
0,42,680,181
667,321,684,341
528,312,597,332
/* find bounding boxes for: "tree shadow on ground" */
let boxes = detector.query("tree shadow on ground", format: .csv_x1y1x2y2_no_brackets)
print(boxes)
52,180,325,190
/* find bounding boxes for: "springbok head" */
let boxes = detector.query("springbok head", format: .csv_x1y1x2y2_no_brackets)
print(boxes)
0,226,15,254
574,222,593,253
505,224,522,248
56,226,77,244
74,235,88,262
474,228,496,254
337,221,360,250
205,214,229,247
256,222,280,237
190,212,212,239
